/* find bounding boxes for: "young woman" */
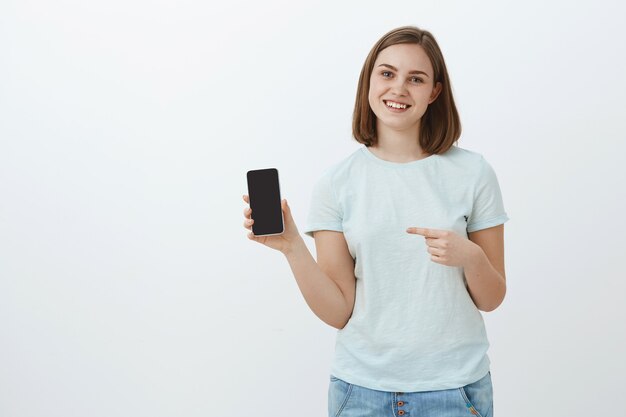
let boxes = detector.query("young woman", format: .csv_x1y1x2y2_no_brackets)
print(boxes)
242,25,508,417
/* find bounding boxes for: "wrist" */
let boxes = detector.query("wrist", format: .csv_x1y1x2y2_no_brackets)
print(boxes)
464,243,487,271
282,235,306,258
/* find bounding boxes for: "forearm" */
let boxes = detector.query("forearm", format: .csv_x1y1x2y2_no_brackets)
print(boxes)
464,246,506,312
283,237,352,329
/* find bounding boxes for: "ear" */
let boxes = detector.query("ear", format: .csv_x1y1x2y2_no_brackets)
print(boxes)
429,81,443,104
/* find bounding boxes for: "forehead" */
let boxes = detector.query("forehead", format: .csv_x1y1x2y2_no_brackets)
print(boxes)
373,43,433,74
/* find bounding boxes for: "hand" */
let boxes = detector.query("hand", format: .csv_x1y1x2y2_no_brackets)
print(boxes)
242,194,302,254
406,227,480,268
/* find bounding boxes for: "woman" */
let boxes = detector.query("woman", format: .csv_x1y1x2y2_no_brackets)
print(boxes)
243,25,508,417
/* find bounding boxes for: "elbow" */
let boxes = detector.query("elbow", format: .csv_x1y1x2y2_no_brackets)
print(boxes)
480,288,506,313
322,301,354,329
327,314,351,330
328,318,349,330
479,302,500,312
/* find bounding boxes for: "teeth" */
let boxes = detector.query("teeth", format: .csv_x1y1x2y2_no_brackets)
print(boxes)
385,100,407,109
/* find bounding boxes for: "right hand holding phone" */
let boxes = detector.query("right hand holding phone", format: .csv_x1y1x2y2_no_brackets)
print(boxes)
243,194,302,254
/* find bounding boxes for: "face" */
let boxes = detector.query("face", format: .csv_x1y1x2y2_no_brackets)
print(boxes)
368,43,442,132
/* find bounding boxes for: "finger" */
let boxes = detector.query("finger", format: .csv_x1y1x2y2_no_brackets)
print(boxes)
243,206,252,218
243,194,249,203
425,236,442,248
429,254,443,264
427,246,444,256
243,218,254,230
406,227,443,238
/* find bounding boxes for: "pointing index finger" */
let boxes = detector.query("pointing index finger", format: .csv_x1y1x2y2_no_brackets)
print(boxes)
406,227,442,238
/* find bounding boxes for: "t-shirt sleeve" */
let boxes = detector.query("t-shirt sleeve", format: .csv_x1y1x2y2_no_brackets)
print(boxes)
302,171,343,239
466,156,510,233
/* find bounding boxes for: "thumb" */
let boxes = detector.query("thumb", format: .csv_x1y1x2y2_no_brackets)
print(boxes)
282,199,294,220
282,199,300,235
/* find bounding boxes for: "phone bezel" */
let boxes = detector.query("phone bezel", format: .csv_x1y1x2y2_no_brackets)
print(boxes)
246,168,285,236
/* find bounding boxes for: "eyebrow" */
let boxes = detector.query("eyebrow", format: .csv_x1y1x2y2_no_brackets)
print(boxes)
377,63,429,78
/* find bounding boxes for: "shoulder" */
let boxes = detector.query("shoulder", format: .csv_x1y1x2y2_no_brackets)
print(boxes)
436,144,489,177
315,146,366,185
441,144,484,164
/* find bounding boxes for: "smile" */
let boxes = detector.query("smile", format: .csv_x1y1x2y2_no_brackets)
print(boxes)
383,100,411,109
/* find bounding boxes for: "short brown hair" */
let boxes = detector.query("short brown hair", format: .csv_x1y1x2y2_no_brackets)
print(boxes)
352,26,461,155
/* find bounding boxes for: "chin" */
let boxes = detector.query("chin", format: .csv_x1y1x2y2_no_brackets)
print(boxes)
377,113,419,127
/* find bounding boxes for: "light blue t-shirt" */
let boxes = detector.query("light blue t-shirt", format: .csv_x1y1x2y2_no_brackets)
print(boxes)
302,144,510,392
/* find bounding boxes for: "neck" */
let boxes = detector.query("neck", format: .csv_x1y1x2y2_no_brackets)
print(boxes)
370,122,427,162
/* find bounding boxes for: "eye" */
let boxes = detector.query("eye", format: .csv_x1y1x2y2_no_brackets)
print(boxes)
381,71,392,77
410,76,423,83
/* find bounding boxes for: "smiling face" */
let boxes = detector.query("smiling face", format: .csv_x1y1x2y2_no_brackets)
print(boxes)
368,43,442,133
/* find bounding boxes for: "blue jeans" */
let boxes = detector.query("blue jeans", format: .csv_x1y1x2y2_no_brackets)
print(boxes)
328,371,493,417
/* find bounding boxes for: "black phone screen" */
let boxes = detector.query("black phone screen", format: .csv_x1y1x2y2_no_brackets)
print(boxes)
246,168,284,236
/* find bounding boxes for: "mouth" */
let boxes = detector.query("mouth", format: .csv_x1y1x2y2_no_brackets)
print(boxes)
383,99,412,110
383,99,412,111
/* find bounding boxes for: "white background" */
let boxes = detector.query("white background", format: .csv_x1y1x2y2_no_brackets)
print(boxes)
1,0,625,416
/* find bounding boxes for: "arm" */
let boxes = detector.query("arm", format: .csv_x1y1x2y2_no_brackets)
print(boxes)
466,224,507,312
283,232,356,329
242,195,355,329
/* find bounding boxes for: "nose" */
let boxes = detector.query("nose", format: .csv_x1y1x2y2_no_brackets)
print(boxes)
390,77,408,96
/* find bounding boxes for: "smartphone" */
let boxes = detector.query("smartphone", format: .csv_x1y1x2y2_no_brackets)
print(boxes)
246,168,284,236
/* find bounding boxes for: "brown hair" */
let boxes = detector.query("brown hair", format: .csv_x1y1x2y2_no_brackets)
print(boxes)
352,25,461,155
